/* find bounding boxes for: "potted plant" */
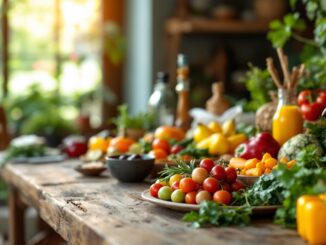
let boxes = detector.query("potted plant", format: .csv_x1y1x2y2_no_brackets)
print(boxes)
111,105,154,141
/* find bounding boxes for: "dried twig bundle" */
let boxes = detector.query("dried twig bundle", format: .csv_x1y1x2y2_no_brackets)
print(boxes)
266,48,305,91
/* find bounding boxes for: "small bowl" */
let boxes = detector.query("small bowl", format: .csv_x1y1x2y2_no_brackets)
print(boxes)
237,175,259,187
75,165,107,176
106,155,155,182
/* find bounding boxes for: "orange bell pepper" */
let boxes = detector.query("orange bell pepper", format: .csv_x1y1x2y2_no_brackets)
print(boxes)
297,194,326,245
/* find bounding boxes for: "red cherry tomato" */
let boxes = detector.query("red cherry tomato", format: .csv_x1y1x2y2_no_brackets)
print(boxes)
317,91,326,107
301,102,324,121
202,177,220,193
213,190,232,205
179,177,197,193
225,167,237,184
297,90,312,106
171,181,180,190
185,191,197,204
210,165,226,181
220,182,232,192
170,145,184,155
231,181,245,192
199,158,215,172
152,138,170,153
149,183,163,198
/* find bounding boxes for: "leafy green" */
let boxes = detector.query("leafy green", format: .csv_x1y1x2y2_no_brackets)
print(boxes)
178,147,210,159
111,104,154,130
1,144,47,165
273,164,326,228
232,171,284,206
139,138,152,153
268,13,307,48
182,201,252,228
236,123,257,138
240,64,275,112
296,144,326,168
22,110,76,137
299,55,326,89
305,118,326,149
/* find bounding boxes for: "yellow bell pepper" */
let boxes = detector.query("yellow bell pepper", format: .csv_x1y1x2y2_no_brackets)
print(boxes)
297,194,326,245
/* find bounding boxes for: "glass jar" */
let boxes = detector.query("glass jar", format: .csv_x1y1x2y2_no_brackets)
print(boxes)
272,88,303,145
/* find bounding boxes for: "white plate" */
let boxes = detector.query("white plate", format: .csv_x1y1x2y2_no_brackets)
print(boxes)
141,190,281,214
0,148,67,164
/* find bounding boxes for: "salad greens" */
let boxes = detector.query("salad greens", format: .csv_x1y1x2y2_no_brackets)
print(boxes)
274,164,326,228
183,201,252,228
1,144,46,166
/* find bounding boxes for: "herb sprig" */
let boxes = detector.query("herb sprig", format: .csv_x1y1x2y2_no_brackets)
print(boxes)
159,160,197,182
183,201,252,228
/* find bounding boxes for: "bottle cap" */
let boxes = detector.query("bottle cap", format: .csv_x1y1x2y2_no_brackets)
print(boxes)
157,72,169,83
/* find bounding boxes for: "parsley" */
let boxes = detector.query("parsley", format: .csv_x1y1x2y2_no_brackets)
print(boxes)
182,201,252,228
273,164,326,228
232,171,284,207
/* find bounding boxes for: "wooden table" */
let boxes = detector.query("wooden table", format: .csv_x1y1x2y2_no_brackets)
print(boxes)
0,160,306,245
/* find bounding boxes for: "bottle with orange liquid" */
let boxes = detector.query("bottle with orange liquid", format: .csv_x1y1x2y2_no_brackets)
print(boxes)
175,54,191,131
272,88,303,145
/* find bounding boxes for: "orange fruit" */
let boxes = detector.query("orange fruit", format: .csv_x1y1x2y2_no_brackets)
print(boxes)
88,136,110,152
154,126,185,141
109,137,135,153
148,148,168,160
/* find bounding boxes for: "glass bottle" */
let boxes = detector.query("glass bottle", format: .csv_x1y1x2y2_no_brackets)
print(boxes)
148,72,176,127
272,88,303,145
175,54,191,131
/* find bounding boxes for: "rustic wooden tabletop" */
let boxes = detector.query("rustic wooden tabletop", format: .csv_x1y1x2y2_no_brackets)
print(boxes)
0,160,306,245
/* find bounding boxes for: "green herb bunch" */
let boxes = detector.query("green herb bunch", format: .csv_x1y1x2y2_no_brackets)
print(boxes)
111,104,154,130
159,160,197,182
183,201,252,228
274,164,326,228
240,64,275,112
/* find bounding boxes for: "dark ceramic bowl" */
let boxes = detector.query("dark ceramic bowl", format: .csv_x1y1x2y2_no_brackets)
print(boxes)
106,155,155,182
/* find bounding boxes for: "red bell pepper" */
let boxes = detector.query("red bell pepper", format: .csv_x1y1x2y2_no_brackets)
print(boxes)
297,90,326,121
235,133,280,160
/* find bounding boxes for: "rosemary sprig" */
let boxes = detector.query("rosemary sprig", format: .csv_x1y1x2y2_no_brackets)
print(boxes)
159,160,198,182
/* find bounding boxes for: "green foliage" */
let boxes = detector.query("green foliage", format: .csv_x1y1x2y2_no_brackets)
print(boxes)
274,164,326,228
268,0,326,52
182,201,252,228
267,0,326,90
4,84,75,136
236,123,257,138
305,118,326,149
268,13,306,48
232,172,285,206
299,55,326,89
22,111,76,137
178,148,210,159
241,64,275,111
296,144,326,168
1,144,47,166
159,160,197,182
111,104,154,130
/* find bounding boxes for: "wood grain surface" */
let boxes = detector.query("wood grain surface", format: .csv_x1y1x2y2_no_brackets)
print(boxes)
0,161,306,245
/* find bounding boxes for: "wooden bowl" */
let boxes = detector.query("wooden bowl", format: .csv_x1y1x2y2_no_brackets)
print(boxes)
74,165,107,177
